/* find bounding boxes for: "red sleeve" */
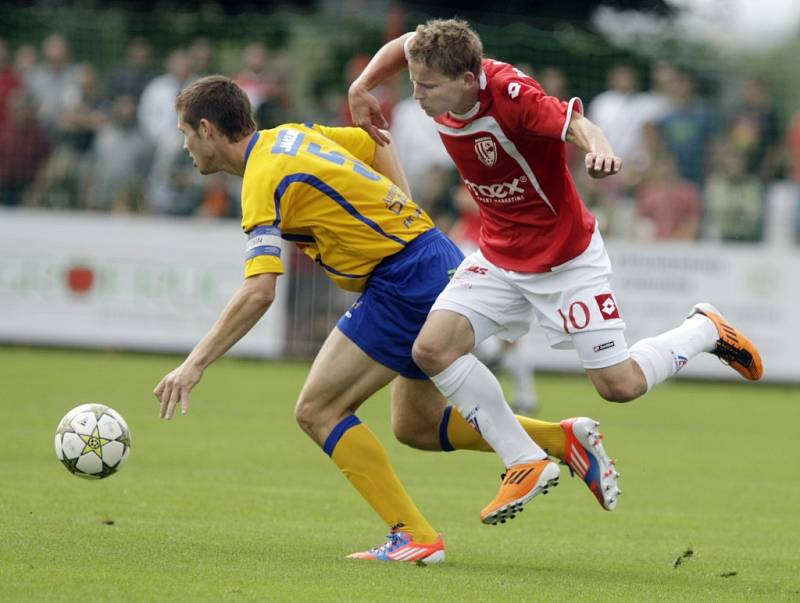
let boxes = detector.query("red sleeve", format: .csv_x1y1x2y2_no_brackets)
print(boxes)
495,73,582,141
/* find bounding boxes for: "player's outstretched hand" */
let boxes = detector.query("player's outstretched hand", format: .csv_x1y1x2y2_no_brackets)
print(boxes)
153,362,203,420
348,84,391,146
585,152,622,179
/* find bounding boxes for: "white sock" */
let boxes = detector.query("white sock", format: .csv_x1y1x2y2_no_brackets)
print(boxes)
430,354,546,467
630,314,718,391
501,345,538,408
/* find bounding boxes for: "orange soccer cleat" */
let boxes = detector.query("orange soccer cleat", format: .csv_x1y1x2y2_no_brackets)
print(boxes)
689,303,763,380
480,458,560,525
347,525,445,565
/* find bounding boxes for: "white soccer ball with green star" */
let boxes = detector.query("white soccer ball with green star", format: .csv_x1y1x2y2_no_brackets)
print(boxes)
55,404,131,479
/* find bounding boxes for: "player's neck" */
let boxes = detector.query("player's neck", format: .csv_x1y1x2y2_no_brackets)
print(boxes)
451,88,480,118
451,84,480,117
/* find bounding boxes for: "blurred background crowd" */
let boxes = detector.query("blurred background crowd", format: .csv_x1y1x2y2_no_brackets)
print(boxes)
3,2,800,247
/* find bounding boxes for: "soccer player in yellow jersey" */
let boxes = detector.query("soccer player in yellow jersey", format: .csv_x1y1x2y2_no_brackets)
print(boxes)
154,76,620,564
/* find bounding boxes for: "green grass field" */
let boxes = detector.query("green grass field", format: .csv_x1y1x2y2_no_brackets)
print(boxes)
1,346,798,602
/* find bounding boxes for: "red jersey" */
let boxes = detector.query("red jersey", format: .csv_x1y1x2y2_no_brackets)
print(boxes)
434,59,596,272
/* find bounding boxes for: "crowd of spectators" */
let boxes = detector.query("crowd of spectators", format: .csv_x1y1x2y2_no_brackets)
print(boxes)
580,61,788,244
0,34,289,217
1,32,800,246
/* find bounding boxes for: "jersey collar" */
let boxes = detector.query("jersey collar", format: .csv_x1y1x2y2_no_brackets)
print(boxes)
243,131,260,167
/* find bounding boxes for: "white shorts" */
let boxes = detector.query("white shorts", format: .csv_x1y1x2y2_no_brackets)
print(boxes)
431,228,630,370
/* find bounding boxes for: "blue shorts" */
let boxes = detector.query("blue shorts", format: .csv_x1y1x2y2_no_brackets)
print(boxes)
337,228,464,379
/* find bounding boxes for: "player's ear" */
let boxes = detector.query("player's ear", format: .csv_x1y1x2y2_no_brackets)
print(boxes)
198,118,212,138
462,71,477,87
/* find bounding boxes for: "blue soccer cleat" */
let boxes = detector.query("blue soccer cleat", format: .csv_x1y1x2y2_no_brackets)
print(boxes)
561,417,620,510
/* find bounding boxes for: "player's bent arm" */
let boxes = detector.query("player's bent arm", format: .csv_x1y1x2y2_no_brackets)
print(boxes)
184,272,277,371
153,272,277,419
348,32,414,145
566,113,622,179
371,130,412,197
566,113,615,155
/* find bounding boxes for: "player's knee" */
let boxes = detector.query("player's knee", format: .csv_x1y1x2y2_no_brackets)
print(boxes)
595,380,642,403
411,337,445,375
392,421,423,449
293,397,317,436
392,415,442,451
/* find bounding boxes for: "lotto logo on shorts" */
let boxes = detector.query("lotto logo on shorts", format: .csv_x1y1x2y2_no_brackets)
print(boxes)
595,293,620,320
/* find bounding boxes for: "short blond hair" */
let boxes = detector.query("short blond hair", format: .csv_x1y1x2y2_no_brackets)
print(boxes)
408,18,483,79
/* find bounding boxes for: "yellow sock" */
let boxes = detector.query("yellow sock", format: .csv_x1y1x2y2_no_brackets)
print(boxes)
326,415,438,544
443,406,567,461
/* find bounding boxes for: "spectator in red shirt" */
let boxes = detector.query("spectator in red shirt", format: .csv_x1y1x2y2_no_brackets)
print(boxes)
0,90,50,206
0,39,22,128
787,113,800,184
634,154,701,240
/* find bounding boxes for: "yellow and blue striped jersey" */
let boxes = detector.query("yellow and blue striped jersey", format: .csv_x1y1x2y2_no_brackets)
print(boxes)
241,123,435,292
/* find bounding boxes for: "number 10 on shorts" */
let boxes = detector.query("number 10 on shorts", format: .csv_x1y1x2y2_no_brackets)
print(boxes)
558,293,620,333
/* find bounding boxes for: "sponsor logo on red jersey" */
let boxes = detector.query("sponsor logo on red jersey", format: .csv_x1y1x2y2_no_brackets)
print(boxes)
463,176,527,203
595,293,620,320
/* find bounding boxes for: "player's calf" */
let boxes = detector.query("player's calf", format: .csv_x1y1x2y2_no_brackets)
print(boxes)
587,360,647,403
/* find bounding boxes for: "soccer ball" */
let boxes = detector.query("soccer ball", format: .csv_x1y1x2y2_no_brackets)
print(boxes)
55,404,132,479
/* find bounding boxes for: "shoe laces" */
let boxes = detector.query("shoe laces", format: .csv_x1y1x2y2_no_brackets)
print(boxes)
370,523,407,554
714,338,753,368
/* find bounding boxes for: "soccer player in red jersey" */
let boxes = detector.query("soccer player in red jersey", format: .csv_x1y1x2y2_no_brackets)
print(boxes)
349,18,763,524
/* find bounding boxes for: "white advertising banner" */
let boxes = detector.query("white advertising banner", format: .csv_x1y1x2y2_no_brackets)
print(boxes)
520,239,799,383
1,208,797,381
0,208,285,357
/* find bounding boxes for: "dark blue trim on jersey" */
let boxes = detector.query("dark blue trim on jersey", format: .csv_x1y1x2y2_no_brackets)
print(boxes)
323,415,362,457
243,131,260,167
272,173,408,246
439,405,455,452
271,187,284,227
317,257,370,279
281,233,316,243
304,122,314,128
